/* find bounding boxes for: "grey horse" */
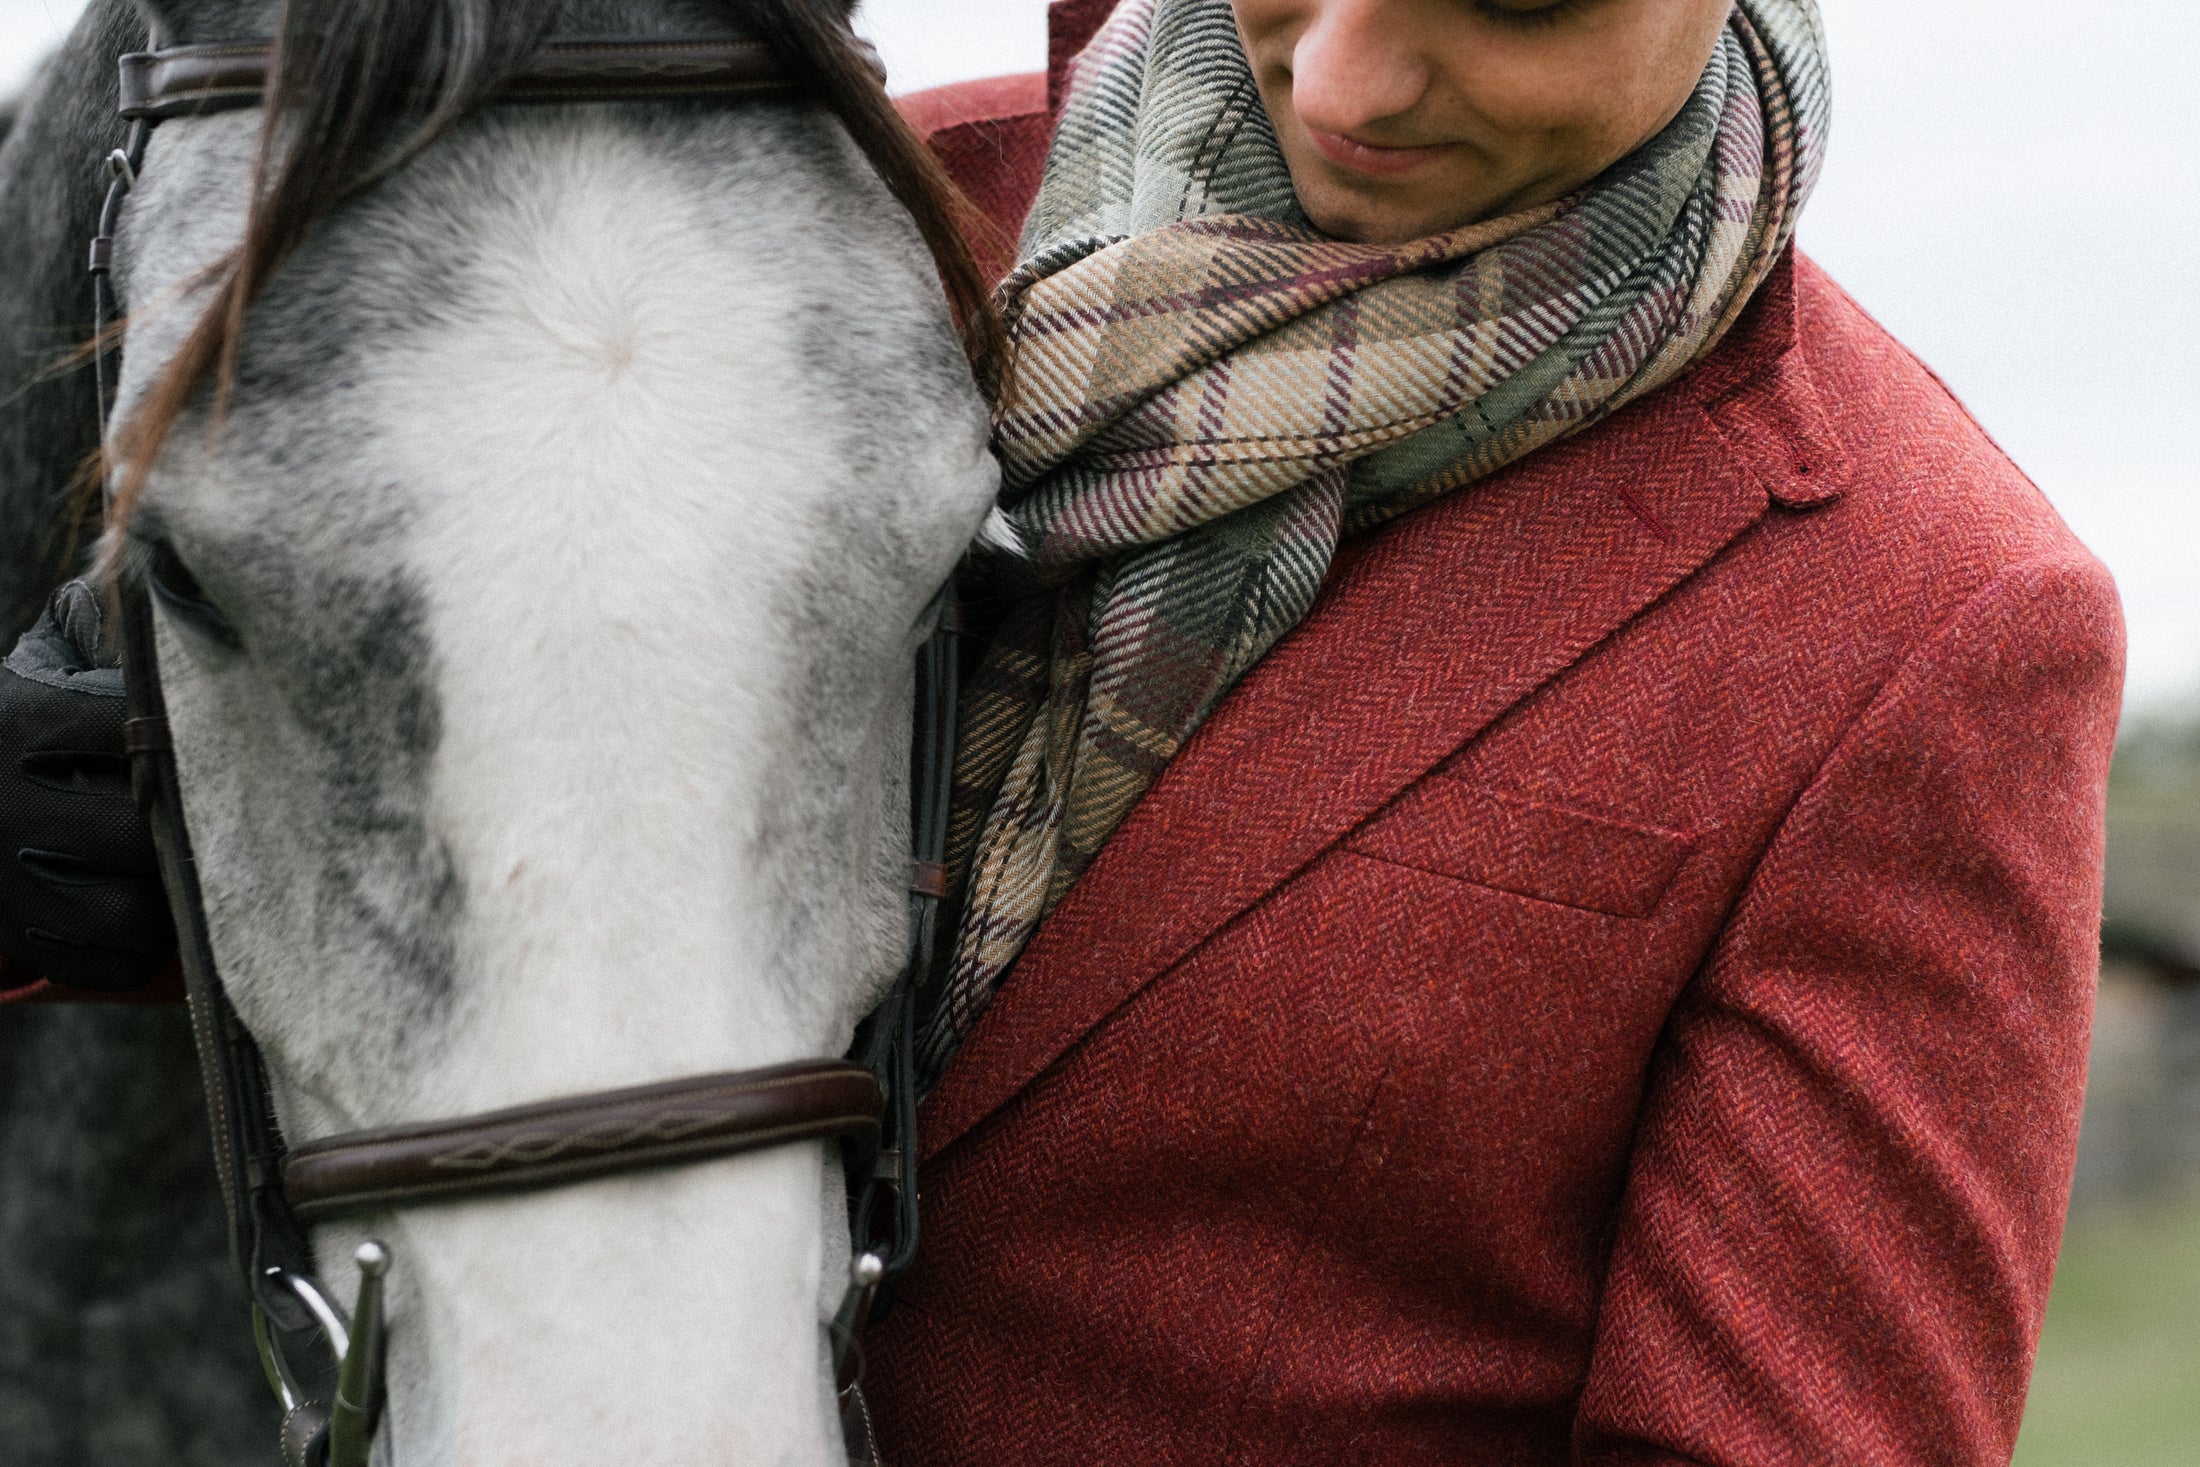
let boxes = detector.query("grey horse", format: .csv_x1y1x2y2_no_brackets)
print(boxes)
0,0,1000,1459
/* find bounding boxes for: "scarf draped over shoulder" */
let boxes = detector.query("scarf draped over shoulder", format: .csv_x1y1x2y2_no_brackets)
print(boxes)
916,0,1830,1082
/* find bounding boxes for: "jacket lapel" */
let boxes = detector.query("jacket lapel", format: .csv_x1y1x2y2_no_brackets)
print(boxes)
920,268,1821,1163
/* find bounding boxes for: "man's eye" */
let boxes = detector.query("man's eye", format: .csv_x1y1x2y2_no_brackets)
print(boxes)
145,540,245,652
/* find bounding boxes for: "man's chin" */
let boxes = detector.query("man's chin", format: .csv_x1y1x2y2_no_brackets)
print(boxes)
1292,168,1512,247
1301,197,1453,248
1297,187,1412,247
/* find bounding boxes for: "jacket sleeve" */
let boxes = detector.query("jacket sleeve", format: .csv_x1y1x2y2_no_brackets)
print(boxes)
1571,553,2124,1466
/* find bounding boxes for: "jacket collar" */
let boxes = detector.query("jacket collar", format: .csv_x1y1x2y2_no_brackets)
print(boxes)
1047,0,1124,118
921,235,1837,1162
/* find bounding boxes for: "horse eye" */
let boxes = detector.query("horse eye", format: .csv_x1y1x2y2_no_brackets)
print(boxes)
145,540,245,652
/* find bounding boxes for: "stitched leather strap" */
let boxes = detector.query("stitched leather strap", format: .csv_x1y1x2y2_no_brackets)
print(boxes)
116,38,879,124
282,1060,883,1221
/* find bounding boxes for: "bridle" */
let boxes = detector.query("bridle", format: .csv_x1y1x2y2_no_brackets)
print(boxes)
88,24,949,1467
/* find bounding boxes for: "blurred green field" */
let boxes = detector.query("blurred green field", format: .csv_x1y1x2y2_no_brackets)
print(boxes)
2013,1189,2200,1467
2022,714,2200,1464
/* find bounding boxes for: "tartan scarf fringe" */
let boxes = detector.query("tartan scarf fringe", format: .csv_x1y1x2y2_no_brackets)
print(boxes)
916,0,1829,1083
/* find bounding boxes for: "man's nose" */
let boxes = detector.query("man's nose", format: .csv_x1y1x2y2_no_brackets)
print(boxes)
1288,0,1433,139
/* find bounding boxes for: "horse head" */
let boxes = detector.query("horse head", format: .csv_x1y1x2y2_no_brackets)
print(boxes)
92,0,999,1457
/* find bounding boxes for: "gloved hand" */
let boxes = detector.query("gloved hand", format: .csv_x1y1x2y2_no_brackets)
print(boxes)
0,580,174,990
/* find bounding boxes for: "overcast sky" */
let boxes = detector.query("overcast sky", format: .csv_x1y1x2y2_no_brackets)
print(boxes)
6,0,2196,713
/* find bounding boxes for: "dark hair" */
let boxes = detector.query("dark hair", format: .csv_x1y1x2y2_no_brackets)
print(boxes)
104,0,1004,551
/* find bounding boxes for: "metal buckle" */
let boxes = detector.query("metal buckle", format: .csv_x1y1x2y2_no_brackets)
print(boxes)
253,1267,350,1414
829,1251,886,1395
251,1243,391,1467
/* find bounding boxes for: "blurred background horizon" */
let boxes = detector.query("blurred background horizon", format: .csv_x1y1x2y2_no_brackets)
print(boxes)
5,1,2198,1461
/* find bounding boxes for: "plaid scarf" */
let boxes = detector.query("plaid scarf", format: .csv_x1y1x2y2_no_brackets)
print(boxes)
916,0,1829,1082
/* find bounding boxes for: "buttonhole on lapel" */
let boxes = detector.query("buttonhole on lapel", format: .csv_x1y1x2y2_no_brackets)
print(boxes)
1610,484,1674,543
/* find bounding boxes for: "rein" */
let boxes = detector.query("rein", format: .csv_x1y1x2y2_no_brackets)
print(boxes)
90,26,945,1467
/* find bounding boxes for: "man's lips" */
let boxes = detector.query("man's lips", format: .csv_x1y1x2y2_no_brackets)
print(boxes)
1306,127,1452,178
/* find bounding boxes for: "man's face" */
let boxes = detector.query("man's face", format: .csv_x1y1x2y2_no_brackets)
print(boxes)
1231,0,1737,245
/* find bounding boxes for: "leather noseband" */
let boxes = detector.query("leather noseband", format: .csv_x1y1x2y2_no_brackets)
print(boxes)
282,1061,886,1222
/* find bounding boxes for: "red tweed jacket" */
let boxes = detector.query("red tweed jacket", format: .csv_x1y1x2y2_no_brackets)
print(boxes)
871,8,2125,1466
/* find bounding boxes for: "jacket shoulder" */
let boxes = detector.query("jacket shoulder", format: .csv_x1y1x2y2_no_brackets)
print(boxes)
897,73,1047,139
1784,253,2093,575
1702,251,2111,635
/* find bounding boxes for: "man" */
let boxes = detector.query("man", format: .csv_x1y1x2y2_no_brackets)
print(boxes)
869,1,2121,1462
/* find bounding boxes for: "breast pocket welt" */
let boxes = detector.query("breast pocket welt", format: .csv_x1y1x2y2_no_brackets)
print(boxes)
1343,780,1697,920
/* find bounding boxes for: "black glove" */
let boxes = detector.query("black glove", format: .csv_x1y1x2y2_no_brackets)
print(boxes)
0,581,174,990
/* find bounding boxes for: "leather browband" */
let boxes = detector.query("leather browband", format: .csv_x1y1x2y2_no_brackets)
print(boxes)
116,38,879,124
281,1060,883,1222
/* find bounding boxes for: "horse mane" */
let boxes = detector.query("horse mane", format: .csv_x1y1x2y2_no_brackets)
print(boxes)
102,0,1005,558
0,0,142,631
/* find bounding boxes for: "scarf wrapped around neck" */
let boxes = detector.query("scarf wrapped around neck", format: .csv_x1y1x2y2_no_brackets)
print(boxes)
916,0,1830,1081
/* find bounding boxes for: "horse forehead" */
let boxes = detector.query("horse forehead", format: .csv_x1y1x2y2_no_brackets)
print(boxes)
129,106,986,600
244,118,952,426
140,100,980,1053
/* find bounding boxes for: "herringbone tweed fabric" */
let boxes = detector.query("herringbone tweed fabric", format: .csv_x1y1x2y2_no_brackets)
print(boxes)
917,0,1830,1081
